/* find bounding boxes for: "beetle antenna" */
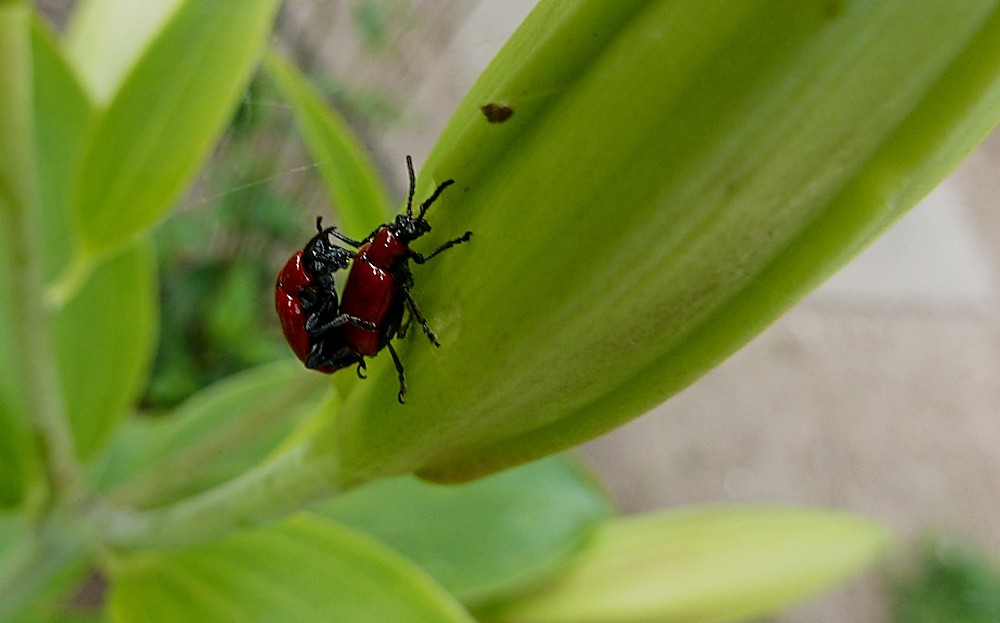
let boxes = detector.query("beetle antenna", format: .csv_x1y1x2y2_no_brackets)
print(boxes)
405,155,416,217
417,179,455,220
315,215,324,232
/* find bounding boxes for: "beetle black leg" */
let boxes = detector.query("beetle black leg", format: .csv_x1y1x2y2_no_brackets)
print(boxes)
410,231,472,264
305,312,376,337
356,359,367,379
401,288,439,347
404,155,417,217
314,217,364,249
305,342,360,372
325,228,364,249
386,342,407,404
415,180,455,219
396,309,413,340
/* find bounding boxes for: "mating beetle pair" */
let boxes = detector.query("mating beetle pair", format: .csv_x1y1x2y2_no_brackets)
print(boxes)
275,156,472,403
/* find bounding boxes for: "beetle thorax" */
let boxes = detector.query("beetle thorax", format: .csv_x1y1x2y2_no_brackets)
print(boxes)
362,226,408,268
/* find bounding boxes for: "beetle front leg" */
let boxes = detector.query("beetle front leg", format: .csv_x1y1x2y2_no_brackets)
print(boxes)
410,231,472,264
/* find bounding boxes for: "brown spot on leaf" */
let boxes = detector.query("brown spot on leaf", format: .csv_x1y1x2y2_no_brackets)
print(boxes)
481,103,514,123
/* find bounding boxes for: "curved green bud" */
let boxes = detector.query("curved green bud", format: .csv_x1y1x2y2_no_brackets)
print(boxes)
330,0,1000,483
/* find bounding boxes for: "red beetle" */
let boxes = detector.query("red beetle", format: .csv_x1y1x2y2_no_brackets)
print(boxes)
275,219,373,372
328,156,472,402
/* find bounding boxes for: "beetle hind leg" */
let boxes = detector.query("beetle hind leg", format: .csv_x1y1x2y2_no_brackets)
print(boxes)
386,342,407,404
401,289,439,347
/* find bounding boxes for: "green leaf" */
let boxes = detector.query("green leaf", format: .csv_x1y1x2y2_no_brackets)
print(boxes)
64,0,184,103
34,22,155,459
72,0,280,256
891,535,1000,622
107,514,476,623
324,1,1000,483
479,506,890,623
97,361,327,507
54,240,157,459
264,50,394,234
32,16,94,283
0,0,41,507
318,455,614,605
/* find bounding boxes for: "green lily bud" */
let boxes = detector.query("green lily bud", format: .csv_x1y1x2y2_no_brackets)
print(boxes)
329,1,1000,483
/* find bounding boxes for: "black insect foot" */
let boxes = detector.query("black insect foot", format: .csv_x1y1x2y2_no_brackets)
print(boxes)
422,325,440,347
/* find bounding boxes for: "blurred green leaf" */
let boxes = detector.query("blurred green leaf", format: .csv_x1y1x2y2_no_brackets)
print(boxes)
480,506,890,623
0,0,41,507
264,50,394,235
319,0,1000,484
204,262,277,366
72,0,280,257
54,240,157,459
352,0,391,52
318,455,614,605
64,0,182,103
98,361,326,508
891,535,1000,623
107,514,476,623
38,8,152,467
32,17,94,283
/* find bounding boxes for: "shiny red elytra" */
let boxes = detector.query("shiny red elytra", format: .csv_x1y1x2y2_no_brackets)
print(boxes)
275,250,315,364
274,219,374,373
327,156,472,403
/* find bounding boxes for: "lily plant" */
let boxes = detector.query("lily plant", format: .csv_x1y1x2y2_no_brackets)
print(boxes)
1,0,999,621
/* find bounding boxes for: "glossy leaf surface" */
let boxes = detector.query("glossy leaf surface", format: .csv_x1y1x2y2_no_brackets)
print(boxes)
321,0,1000,484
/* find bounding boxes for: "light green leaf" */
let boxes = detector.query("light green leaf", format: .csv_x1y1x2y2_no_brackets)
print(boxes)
54,240,156,459
64,0,183,103
107,514,476,623
32,16,93,283
264,50,394,235
98,361,327,508
319,455,614,605
479,506,890,623
35,20,156,461
324,1,1000,483
73,0,280,257
0,0,41,507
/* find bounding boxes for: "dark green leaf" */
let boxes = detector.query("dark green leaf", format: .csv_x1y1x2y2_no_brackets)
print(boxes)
319,455,614,605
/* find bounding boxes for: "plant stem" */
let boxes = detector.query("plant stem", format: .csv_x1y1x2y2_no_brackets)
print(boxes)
0,2,85,504
0,513,85,620
99,440,353,548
